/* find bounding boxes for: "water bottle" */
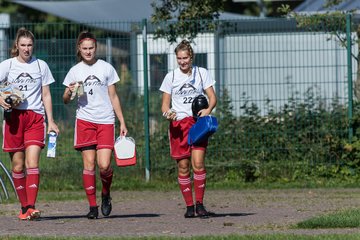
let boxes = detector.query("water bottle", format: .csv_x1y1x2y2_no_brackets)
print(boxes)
4,97,12,121
46,131,57,158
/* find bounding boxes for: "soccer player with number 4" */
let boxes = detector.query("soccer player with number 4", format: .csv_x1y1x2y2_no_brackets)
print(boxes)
0,27,59,220
160,39,217,218
63,31,128,219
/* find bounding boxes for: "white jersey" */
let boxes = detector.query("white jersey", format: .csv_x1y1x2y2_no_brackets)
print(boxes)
0,57,55,115
63,59,120,124
159,66,215,120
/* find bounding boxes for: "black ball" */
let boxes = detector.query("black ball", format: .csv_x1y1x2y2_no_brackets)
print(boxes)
192,94,209,117
4,96,13,121
5,97,13,105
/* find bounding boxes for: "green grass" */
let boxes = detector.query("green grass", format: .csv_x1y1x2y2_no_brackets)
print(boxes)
297,208,360,229
1,234,360,240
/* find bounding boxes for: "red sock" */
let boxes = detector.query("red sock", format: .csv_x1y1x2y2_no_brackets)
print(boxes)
193,169,206,204
178,175,194,206
12,170,27,208
100,168,113,196
26,168,40,207
83,169,97,207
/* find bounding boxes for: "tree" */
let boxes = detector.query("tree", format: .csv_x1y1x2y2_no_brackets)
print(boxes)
150,0,305,43
279,0,360,100
223,0,304,17
150,0,226,43
0,0,65,24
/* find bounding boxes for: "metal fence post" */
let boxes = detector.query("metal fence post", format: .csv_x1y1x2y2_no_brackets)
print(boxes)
142,19,150,181
346,13,353,141
106,37,112,65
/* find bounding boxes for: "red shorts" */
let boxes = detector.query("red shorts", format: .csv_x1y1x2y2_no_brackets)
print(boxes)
74,118,115,150
169,116,207,160
2,109,46,152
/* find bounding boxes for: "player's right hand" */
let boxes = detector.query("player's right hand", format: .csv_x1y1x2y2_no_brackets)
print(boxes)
163,109,177,121
68,82,77,92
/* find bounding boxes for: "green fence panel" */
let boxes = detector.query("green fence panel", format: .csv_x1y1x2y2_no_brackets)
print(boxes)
0,15,357,193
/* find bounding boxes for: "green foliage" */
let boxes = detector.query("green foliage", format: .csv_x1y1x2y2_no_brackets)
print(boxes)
150,0,226,43
204,85,358,184
324,0,347,8
2,83,358,191
132,84,357,185
0,0,66,25
277,4,292,15
294,12,348,32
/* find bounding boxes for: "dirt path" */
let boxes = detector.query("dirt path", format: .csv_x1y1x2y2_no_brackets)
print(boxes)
1,189,360,237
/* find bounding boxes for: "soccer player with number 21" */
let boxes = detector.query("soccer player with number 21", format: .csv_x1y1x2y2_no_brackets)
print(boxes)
0,27,59,220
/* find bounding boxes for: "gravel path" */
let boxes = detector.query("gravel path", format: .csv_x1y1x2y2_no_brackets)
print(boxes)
1,189,360,237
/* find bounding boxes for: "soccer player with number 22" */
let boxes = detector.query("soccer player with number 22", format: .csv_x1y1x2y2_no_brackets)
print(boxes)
160,39,217,218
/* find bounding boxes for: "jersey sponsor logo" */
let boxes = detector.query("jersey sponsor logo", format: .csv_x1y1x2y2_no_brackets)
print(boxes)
175,83,202,96
179,83,196,91
83,75,106,87
12,72,38,84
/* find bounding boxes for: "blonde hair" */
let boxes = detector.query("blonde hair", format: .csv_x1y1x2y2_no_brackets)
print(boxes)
174,39,194,62
76,31,97,62
10,27,35,57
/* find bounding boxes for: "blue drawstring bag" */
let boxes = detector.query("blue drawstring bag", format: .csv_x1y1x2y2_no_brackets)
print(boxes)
188,116,218,145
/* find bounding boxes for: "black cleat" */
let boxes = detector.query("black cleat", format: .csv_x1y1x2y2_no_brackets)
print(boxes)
184,205,195,218
87,206,99,219
101,194,112,217
195,202,214,218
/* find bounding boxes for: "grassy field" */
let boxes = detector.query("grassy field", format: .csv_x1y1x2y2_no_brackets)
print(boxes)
297,208,360,228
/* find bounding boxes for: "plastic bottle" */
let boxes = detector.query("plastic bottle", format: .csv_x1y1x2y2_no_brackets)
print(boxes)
46,131,57,158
